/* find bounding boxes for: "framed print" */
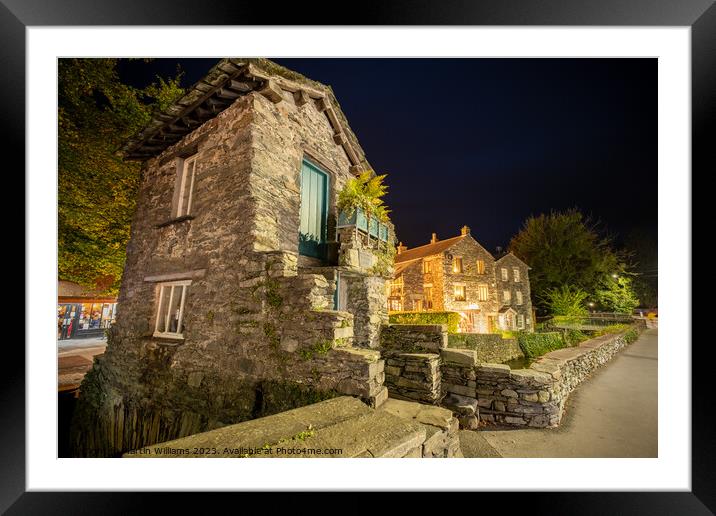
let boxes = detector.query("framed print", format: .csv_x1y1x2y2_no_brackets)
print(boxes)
7,0,711,513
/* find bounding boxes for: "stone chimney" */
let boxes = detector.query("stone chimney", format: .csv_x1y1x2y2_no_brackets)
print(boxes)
430,233,438,244
461,225,470,236
397,242,407,254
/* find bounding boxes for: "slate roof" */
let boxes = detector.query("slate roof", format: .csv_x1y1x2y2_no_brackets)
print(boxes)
120,58,370,174
394,235,466,265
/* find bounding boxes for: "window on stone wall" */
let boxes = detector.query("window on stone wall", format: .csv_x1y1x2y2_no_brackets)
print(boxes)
454,285,466,301
476,260,485,274
389,276,404,298
453,256,463,273
517,314,525,329
414,299,423,311
503,289,511,304
501,267,509,281
516,291,523,305
388,299,402,312
514,268,521,282
154,280,191,338
424,285,433,309
173,154,198,218
477,284,489,301
423,260,433,274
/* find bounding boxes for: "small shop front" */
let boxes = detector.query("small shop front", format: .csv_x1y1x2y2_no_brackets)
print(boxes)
57,301,118,340
57,280,118,340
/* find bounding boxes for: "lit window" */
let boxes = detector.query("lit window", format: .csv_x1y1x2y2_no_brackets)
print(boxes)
454,285,466,301
388,299,403,312
477,284,489,301
453,257,463,273
513,268,521,282
517,314,525,329
516,291,523,305
503,290,511,304
424,285,433,309
414,300,423,311
154,280,191,338
174,155,198,218
423,260,433,274
389,276,404,298
501,268,508,281
476,260,485,274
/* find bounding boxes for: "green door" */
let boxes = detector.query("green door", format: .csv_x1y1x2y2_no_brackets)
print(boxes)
299,159,329,259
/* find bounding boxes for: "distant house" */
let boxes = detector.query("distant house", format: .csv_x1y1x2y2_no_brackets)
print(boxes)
389,226,534,333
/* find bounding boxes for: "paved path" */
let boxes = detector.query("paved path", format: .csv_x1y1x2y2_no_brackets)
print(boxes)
58,337,107,391
460,328,658,458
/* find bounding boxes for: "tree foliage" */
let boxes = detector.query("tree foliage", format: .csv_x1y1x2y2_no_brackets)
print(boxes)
58,59,183,294
541,285,589,317
594,275,640,314
508,209,625,313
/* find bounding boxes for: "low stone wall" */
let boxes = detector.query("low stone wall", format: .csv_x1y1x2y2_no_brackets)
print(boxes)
380,324,448,353
447,333,523,363
384,353,441,403
381,324,447,403
475,326,643,427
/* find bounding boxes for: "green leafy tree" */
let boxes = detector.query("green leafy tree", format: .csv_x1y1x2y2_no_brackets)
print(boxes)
594,275,640,314
541,285,589,317
58,59,183,294
508,209,626,313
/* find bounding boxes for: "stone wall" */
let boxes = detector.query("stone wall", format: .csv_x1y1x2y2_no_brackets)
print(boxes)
380,323,642,430
474,326,643,427
71,77,388,457
447,333,524,363
380,324,446,404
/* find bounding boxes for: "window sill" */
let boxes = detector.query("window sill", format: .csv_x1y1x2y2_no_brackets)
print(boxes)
150,333,186,345
155,215,195,228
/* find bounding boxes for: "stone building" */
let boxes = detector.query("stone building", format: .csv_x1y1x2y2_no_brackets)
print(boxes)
71,58,392,457
389,226,534,333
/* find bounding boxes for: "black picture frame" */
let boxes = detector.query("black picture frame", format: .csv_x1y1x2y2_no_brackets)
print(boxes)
5,0,709,513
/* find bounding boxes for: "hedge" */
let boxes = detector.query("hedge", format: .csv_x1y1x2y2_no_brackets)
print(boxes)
388,311,461,333
517,331,567,358
448,332,504,349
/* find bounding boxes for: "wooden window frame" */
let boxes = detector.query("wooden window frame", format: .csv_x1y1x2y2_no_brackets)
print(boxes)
153,280,191,339
513,267,521,282
476,260,485,274
453,256,463,274
516,290,523,305
503,289,511,303
501,267,509,281
454,284,466,301
173,154,198,218
477,283,489,302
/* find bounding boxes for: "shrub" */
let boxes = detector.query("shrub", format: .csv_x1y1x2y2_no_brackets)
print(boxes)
622,327,641,344
594,323,631,336
388,311,461,333
563,329,589,346
517,332,566,358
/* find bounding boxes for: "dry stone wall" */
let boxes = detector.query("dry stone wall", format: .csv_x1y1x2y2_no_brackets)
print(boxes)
380,323,643,429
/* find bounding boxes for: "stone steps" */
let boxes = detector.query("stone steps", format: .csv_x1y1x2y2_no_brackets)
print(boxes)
123,396,459,458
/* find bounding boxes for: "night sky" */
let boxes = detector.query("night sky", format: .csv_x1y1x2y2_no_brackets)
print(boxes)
118,58,657,253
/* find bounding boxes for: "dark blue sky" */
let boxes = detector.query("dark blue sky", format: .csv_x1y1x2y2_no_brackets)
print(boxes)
119,58,656,253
